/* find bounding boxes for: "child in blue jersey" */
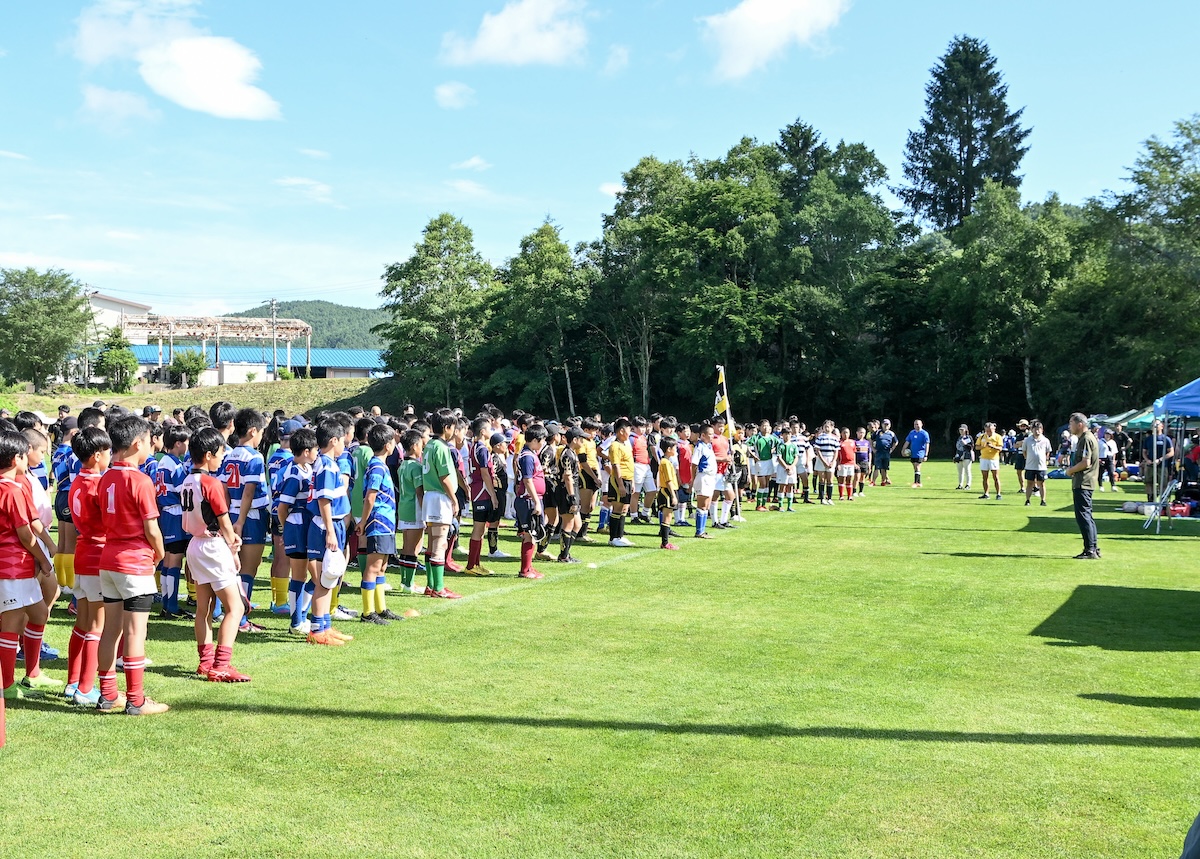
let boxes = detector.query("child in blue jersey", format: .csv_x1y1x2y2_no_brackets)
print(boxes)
265,418,304,615
356,424,401,625
155,424,193,619
220,409,268,633
331,413,358,620
51,415,80,595
276,427,317,635
305,419,353,646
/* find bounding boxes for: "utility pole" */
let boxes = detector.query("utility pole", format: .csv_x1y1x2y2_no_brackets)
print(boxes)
263,298,279,380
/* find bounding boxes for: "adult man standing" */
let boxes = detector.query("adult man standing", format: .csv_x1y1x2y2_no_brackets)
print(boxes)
904,420,930,488
1141,419,1174,502
1065,413,1100,560
977,421,1004,500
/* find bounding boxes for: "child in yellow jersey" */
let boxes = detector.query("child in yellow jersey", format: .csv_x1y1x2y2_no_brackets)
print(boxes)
655,438,680,550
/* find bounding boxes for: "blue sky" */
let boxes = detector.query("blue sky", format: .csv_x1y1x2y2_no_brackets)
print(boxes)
1,0,1198,316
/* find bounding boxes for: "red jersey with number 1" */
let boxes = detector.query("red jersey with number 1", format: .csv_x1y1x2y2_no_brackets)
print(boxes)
0,477,36,580
98,461,159,575
68,470,106,578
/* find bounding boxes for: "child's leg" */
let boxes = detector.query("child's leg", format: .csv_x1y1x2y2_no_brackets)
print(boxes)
77,599,104,696
214,582,245,650
426,525,449,592
362,554,385,616
195,583,216,672
468,520,486,570
287,557,308,628
21,599,52,682
238,541,265,611
97,596,124,704
0,608,24,690
120,591,160,711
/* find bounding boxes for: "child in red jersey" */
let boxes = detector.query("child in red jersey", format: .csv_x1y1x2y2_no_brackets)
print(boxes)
0,431,57,700
182,427,249,682
96,416,167,716
836,427,857,501
64,427,111,706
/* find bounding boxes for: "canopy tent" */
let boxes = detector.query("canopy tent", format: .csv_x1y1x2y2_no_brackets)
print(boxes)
1094,408,1141,427
1154,375,1200,419
1124,407,1157,431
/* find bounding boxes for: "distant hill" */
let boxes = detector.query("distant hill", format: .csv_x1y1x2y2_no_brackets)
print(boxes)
229,300,388,350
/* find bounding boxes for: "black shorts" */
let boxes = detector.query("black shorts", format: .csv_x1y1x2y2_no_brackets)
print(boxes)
514,496,538,534
365,533,396,556
1013,456,1027,472
606,481,632,505
1024,469,1047,482
54,489,72,524
165,537,191,555
556,486,579,516
471,497,502,525
653,488,674,511
581,471,598,492
876,452,891,470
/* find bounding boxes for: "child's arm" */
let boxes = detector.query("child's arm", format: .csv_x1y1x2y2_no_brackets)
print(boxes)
144,518,165,565
439,471,458,517
17,523,52,575
277,500,291,524
318,497,337,550
359,490,377,536
233,490,252,536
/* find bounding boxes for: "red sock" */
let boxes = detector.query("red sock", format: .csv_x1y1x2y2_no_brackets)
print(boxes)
0,632,18,688
468,538,482,569
67,627,87,686
520,541,535,574
123,656,145,708
78,635,100,694
22,624,45,678
198,643,215,673
99,669,119,700
215,645,232,671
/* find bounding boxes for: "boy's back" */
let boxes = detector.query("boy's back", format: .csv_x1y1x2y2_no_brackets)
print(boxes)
98,462,158,573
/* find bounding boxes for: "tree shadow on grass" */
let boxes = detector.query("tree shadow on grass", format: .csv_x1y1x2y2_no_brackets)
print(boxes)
1080,693,1200,711
921,551,1064,560
1031,585,1200,651
171,702,1200,748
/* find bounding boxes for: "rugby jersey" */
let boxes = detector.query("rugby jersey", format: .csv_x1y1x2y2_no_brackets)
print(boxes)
361,456,396,537
220,445,267,516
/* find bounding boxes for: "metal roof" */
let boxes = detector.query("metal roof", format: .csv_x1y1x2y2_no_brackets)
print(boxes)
130,344,383,370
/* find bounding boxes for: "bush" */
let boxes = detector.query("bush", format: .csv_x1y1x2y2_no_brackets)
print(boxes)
245,372,257,383
168,349,209,389
276,368,294,381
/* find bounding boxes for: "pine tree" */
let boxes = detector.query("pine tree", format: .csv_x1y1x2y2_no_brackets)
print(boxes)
899,36,1031,231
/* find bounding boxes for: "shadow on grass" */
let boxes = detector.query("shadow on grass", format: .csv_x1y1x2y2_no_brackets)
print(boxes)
921,551,1064,560
169,702,1200,748
1080,693,1200,711
1032,585,1200,651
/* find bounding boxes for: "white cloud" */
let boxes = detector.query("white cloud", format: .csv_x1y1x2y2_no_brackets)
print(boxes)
106,230,143,240
603,44,629,75
0,251,130,274
81,84,160,126
442,0,587,66
137,37,281,120
434,81,476,109
452,155,492,172
74,0,281,120
599,182,624,197
0,150,29,160
701,0,849,80
446,179,490,198
275,176,341,208
299,148,330,160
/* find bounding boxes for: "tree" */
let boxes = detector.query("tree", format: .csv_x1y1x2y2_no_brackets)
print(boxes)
899,36,1031,231
0,268,92,391
376,213,495,407
94,327,140,393
168,349,209,388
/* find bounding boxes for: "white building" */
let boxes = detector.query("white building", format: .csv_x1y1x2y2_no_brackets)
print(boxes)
88,292,151,344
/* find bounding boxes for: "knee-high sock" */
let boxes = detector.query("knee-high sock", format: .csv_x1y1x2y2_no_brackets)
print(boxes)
375,576,388,613
78,633,100,694
22,624,45,678
288,579,304,627
67,626,87,686
558,531,575,560
0,632,19,689
360,579,376,616
486,528,499,555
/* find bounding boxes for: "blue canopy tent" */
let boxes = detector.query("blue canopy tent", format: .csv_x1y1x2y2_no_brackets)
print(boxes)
1154,376,1200,420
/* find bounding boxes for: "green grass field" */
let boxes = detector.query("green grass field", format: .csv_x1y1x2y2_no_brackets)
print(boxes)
3,463,1197,858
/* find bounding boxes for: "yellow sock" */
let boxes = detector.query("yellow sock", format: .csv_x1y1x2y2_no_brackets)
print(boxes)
154,568,162,594
64,554,76,589
271,577,289,607
54,554,66,588
187,577,197,600
332,582,342,609
375,579,387,613
361,584,374,616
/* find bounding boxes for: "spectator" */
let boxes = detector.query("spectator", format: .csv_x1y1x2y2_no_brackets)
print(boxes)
1065,412,1100,560
953,424,974,490
1141,419,1174,501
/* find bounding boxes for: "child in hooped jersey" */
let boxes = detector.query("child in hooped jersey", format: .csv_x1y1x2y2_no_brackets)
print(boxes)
356,424,402,625
276,427,318,634
182,427,250,682
220,408,269,634
304,419,355,645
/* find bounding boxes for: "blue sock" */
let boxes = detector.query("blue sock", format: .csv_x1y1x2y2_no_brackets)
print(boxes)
166,567,181,613
288,580,304,627
239,573,255,606
375,575,387,589
323,613,332,631
598,508,610,529
696,511,707,536
301,581,314,617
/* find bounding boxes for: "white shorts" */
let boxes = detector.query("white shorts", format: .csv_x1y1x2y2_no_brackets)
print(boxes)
0,577,43,613
187,535,239,590
599,470,610,494
775,465,796,485
715,474,727,492
423,491,455,526
836,464,856,478
75,574,104,603
398,521,423,533
99,569,158,602
980,459,1000,472
813,460,832,474
693,472,717,498
632,463,657,494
